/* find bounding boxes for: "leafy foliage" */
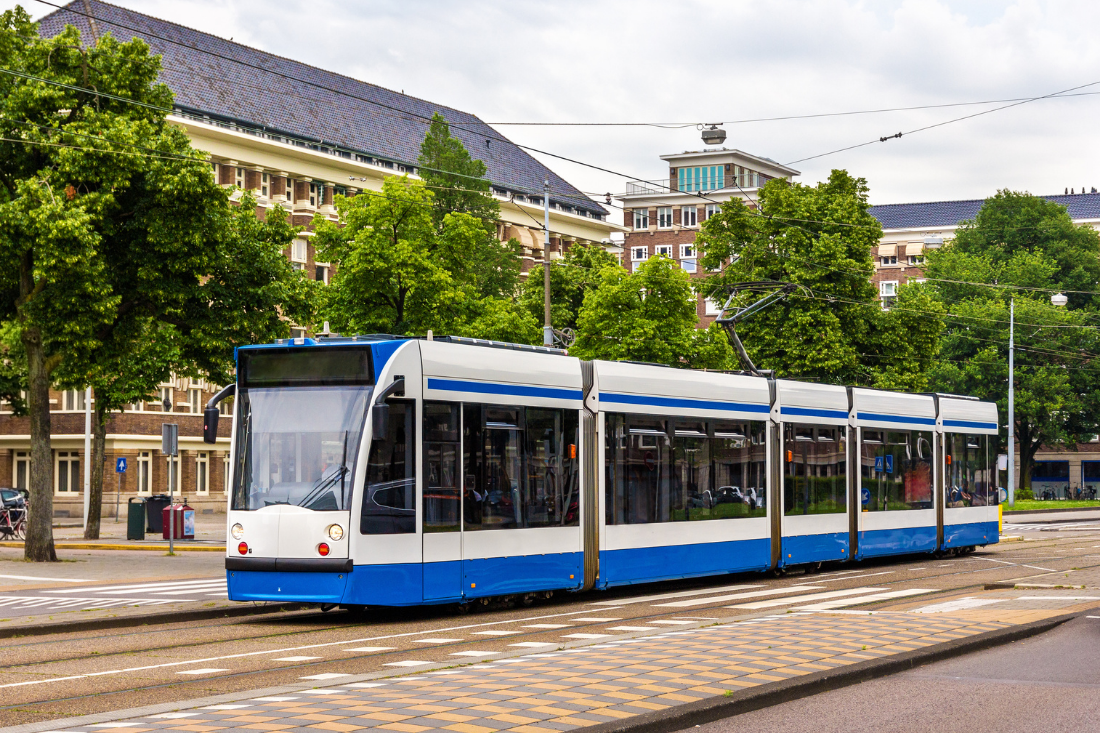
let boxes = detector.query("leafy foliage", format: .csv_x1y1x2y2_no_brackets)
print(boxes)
519,243,620,334
697,170,943,387
924,190,1100,487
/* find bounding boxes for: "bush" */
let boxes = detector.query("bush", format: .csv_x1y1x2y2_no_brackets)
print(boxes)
1016,487,1034,500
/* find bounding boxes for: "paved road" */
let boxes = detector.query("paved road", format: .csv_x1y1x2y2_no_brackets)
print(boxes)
687,613,1100,733
0,576,228,615
2,517,1099,728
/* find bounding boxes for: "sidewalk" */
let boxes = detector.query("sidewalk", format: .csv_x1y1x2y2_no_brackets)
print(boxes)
15,590,1094,733
0,512,227,551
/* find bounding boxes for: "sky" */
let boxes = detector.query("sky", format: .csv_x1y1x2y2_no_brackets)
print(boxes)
6,0,1100,209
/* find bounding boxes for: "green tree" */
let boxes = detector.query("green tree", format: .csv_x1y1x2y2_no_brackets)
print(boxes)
697,170,943,387
571,256,733,369
0,10,315,554
924,190,1100,489
519,242,620,336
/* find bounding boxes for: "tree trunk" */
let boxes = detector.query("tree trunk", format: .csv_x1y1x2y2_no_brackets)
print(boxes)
84,399,108,540
22,325,56,562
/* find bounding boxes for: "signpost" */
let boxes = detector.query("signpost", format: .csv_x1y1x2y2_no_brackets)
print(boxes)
162,424,178,554
114,457,127,523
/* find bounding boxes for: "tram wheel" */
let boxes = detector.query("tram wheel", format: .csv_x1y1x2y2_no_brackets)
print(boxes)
521,593,536,606
456,602,471,614
771,567,786,577
807,562,824,574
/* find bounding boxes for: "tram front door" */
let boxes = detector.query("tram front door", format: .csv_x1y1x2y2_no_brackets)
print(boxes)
422,401,463,602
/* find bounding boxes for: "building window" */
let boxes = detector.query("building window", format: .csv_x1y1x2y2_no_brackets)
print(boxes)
291,238,307,263
334,185,347,198
261,172,270,198
62,389,86,412
309,182,321,207
165,455,182,494
285,178,295,204
704,297,723,316
196,452,209,495
632,209,649,229
127,400,144,413
13,451,28,491
137,451,152,495
681,206,698,227
55,451,80,493
223,454,231,494
631,246,648,261
156,386,172,411
880,255,898,266
234,167,244,188
705,203,721,220
210,162,218,181
907,254,924,265
680,244,696,259
316,265,329,284
657,207,673,228
678,166,723,193
219,395,234,416
189,388,202,414
655,244,673,258
880,281,898,309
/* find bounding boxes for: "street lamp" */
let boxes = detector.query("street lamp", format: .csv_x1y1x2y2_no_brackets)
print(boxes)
1007,292,1067,507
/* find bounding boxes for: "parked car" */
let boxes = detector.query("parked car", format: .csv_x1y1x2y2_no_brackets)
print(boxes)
0,488,26,509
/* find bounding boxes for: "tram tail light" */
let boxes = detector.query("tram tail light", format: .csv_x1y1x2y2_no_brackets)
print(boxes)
237,541,248,555
786,450,793,462
569,444,577,459
318,543,330,556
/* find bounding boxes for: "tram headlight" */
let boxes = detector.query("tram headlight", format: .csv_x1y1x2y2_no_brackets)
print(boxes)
326,523,345,541
231,523,244,540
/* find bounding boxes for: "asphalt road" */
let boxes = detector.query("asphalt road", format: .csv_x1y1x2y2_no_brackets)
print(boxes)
2,519,1100,728
687,612,1100,733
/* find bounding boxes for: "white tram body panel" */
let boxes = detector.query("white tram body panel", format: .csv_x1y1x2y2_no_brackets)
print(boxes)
593,361,772,586
221,337,1002,607
938,396,999,549
850,388,939,558
773,380,851,567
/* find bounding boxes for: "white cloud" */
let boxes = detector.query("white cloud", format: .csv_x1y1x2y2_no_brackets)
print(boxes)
6,0,1100,207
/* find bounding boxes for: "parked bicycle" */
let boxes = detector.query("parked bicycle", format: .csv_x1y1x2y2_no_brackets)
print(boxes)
0,506,25,540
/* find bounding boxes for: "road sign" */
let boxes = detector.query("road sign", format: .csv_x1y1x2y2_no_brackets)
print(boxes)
115,457,127,473
875,456,883,472
861,487,871,505
161,423,179,456
885,455,894,474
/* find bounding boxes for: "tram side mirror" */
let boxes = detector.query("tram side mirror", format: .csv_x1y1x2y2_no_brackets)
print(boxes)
203,407,219,444
372,403,390,439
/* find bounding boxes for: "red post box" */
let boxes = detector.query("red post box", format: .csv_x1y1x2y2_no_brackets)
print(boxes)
162,502,196,540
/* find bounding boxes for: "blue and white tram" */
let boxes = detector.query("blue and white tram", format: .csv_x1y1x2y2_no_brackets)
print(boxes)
207,336,1001,607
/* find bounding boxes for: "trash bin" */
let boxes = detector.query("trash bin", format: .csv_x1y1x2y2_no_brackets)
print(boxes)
162,501,195,540
126,497,146,540
146,494,170,533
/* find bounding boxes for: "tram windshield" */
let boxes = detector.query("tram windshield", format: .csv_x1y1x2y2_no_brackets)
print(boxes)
231,347,374,512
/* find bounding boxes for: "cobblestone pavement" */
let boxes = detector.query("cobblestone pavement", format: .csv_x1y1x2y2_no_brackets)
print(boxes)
26,592,1095,733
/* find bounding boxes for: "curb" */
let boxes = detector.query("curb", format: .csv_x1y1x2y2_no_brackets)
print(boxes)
578,612,1076,733
0,542,225,552
0,602,307,639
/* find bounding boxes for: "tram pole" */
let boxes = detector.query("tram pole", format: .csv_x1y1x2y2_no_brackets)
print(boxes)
1007,298,1014,508
542,179,552,347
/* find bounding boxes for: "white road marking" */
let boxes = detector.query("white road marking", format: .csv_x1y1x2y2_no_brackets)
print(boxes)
912,597,1006,613
450,651,498,657
815,571,895,583
1086,616,1100,619
608,626,657,632
508,642,557,648
91,724,141,728
0,574,86,582
647,620,696,625
569,617,620,622
300,672,354,679
272,656,321,661
521,624,571,629
973,557,1056,572
0,606,662,689
412,638,463,644
1016,595,1100,601
343,647,395,653
731,587,889,609
653,584,825,608
300,689,345,694
45,579,226,594
150,713,200,719
472,630,520,636
562,633,609,639
795,588,935,610
382,661,431,667
176,668,228,675
591,584,764,606
253,697,299,701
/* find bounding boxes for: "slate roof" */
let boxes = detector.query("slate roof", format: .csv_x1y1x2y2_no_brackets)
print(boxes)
37,1,607,217
869,192,1100,230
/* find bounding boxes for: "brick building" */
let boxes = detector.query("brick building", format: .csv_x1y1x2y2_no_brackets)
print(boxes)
618,149,800,323
0,1,619,517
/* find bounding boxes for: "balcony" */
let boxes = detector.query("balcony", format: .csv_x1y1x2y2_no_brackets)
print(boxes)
625,179,672,196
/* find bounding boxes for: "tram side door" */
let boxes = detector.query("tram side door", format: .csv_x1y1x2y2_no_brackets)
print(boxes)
422,401,463,602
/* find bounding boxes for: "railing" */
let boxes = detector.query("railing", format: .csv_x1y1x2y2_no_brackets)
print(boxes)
625,179,671,196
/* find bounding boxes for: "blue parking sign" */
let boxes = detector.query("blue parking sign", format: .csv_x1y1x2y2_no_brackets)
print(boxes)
885,455,894,474
874,456,883,472
115,457,127,474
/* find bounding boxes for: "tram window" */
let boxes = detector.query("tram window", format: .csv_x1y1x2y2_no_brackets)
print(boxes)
860,429,934,512
463,404,579,531
361,401,415,534
945,433,993,508
605,414,767,525
784,424,846,516
423,401,460,532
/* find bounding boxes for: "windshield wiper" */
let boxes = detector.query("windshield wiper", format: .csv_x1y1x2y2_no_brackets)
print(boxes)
296,464,348,509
